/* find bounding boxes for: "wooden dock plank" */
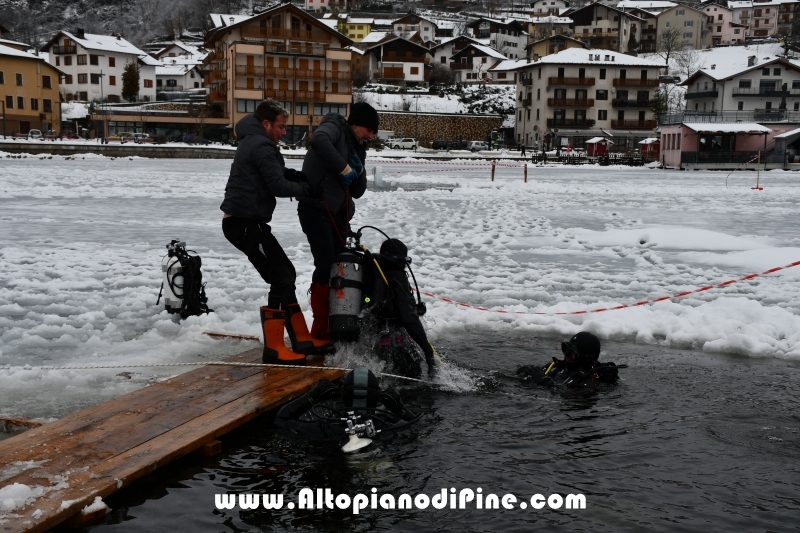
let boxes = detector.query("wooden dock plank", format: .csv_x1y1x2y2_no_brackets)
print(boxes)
0,349,343,533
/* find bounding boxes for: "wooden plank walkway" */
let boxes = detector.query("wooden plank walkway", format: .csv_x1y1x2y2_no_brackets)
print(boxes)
0,349,343,533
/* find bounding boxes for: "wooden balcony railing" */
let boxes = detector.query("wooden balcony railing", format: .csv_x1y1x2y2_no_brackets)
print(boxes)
611,119,657,129
547,118,596,127
548,77,595,86
51,45,77,54
240,25,332,43
377,67,405,79
547,98,594,107
613,78,659,87
209,90,227,102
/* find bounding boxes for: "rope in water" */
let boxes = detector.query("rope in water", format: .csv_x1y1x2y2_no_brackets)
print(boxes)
1,361,429,384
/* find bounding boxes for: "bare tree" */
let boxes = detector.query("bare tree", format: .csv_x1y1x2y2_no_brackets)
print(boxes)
656,27,686,66
674,48,706,81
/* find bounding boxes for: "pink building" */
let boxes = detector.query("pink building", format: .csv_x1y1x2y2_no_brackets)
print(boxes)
660,122,781,169
704,3,747,45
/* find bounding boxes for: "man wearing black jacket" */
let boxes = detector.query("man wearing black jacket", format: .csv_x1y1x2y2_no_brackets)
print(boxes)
220,99,331,366
297,103,377,342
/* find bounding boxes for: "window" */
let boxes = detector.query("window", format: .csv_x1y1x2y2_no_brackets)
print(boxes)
90,73,101,84
599,109,607,120
237,99,259,113
313,103,347,115
763,67,770,75
295,102,308,115
90,54,99,65
43,99,52,112
65,74,73,84
42,75,51,89
15,73,22,85
537,88,541,99
677,9,684,14
410,66,419,74
5,95,12,108
0,71,3,84
685,20,693,26
795,102,800,111
78,73,88,83
64,56,72,66
596,89,608,100
17,96,23,109
109,75,116,85
599,68,606,80
665,22,670,27
735,29,741,34
717,26,722,31
766,101,772,109
77,54,87,65
774,68,781,75
739,79,751,88
109,57,115,67
684,32,693,38
754,8,762,16
30,98,38,110
56,56,60,66
793,80,800,89
718,14,723,20
538,67,541,79
536,109,539,119
143,79,153,87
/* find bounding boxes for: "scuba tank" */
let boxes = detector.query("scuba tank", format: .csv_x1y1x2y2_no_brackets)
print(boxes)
161,240,185,314
328,250,364,341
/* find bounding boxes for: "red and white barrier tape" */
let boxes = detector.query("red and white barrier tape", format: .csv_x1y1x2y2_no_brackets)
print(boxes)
415,259,800,316
369,158,526,169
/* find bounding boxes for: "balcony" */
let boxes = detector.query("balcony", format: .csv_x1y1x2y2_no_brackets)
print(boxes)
641,28,657,36
548,77,596,86
156,85,183,92
382,54,429,64
583,31,620,39
206,69,226,83
613,78,659,87
547,118,596,128
547,98,594,106
450,61,472,70
684,90,719,99
611,119,657,129
612,99,651,107
240,25,332,43
732,87,800,97
522,78,533,86
51,45,77,54
522,98,532,107
209,90,227,102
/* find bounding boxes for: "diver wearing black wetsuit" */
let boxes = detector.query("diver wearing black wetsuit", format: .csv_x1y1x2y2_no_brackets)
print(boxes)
360,239,438,379
517,332,620,390
275,367,419,446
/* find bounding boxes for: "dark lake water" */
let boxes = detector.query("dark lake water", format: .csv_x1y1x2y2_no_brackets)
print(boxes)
80,333,800,533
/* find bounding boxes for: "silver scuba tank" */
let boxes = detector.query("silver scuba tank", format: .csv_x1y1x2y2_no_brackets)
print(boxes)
329,251,363,341
161,240,185,314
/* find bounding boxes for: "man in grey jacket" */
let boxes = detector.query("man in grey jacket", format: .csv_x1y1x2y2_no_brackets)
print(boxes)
221,99,332,366
297,102,377,341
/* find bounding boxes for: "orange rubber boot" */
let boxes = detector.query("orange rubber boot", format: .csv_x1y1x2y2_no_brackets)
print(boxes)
285,303,336,356
260,307,306,366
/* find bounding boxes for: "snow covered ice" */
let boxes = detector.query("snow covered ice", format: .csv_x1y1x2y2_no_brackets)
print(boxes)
1,152,799,419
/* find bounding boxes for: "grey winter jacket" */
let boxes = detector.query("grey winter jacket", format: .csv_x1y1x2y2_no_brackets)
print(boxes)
220,114,310,222
298,113,367,219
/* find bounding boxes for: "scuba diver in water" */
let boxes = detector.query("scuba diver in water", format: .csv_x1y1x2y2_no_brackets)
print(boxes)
275,367,421,453
359,238,438,379
516,332,622,390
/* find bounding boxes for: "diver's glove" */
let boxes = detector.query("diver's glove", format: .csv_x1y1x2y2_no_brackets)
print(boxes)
308,379,338,404
349,154,363,175
517,365,554,388
340,165,358,186
284,168,308,183
380,389,418,421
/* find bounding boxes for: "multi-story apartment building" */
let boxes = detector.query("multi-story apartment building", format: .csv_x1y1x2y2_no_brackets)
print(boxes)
531,0,570,17
340,17,373,42
682,57,800,115
729,0,754,35
155,64,204,94
428,35,484,65
703,3,747,45
464,17,528,59
392,14,439,43
655,4,711,50
0,43,63,134
204,3,353,142
622,7,658,52
526,35,587,60
569,4,644,53
743,0,799,37
525,15,574,41
514,48,664,150
450,43,508,83
41,30,157,103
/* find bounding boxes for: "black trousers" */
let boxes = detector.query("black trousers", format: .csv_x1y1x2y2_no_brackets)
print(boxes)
298,202,347,284
222,216,297,308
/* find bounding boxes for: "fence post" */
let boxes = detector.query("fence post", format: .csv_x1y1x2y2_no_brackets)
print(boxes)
491,161,496,181
524,163,528,183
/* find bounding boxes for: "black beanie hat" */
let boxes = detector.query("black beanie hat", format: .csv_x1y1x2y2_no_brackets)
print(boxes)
380,238,408,259
561,332,601,362
348,102,379,133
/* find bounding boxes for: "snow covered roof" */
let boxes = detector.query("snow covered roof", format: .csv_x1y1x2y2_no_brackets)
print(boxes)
527,48,666,67
209,13,253,28
0,42,37,59
617,0,676,9
345,45,366,55
319,19,339,29
44,31,147,56
742,0,797,5
465,43,508,60
360,31,390,44
587,137,613,143
138,54,162,67
0,38,29,49
491,59,528,71
155,65,192,76
728,0,752,7
685,56,799,84
684,123,771,133
774,126,800,138
639,137,659,144
529,15,573,23
347,18,374,24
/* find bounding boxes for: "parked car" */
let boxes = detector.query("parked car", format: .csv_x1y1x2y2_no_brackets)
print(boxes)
388,138,417,150
431,140,450,150
61,131,79,139
467,141,489,152
132,133,150,141
111,131,133,138
28,129,43,139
